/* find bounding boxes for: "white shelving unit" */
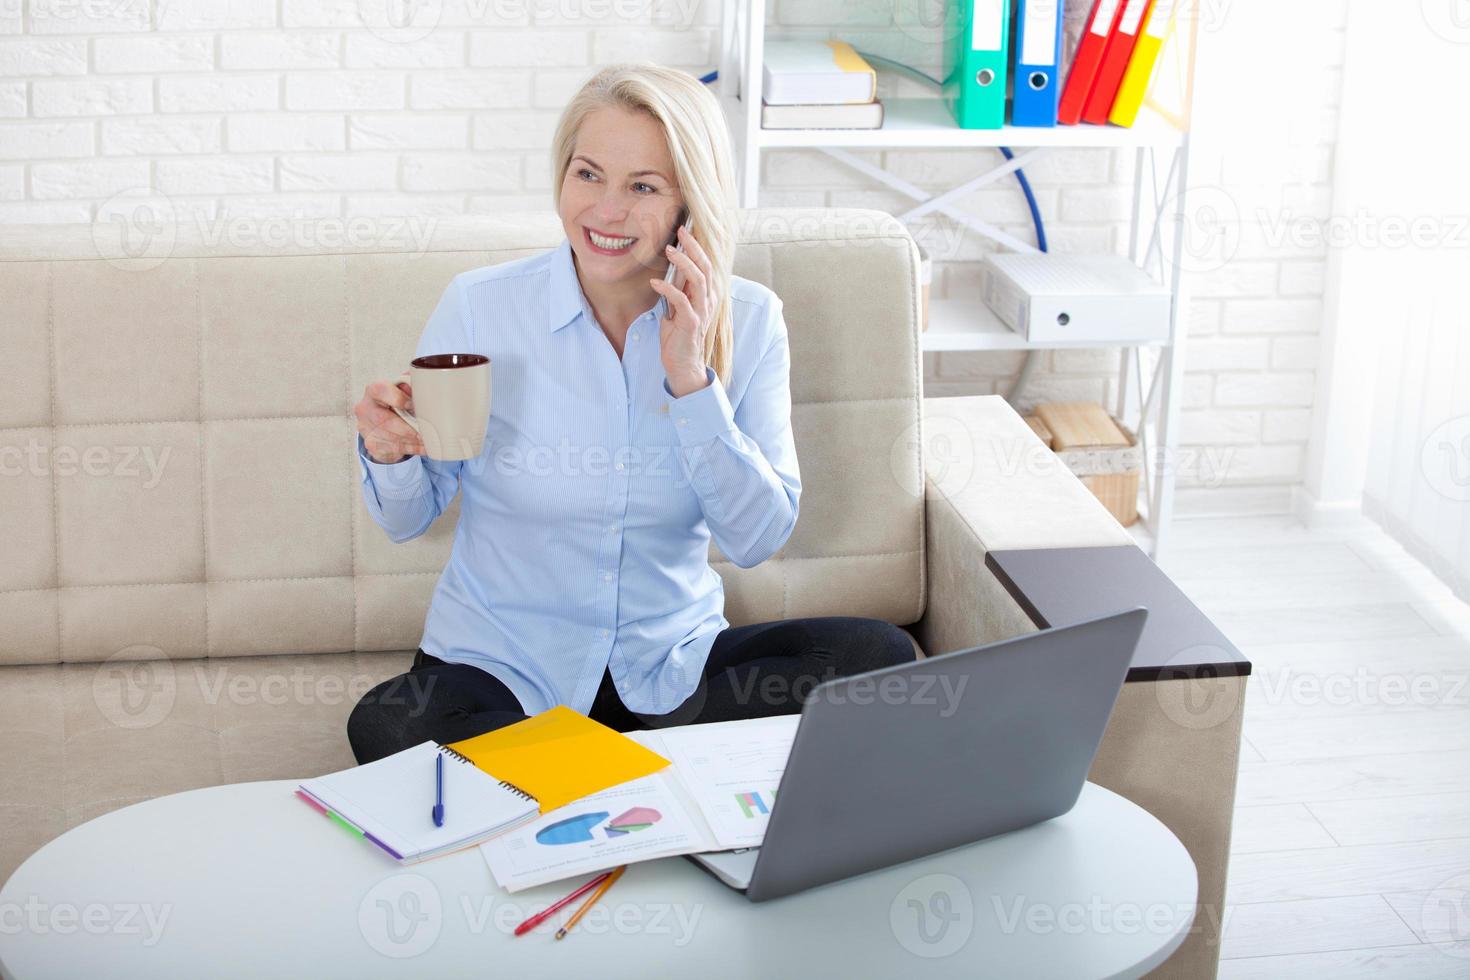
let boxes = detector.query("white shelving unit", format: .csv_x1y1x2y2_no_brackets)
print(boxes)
715,4,1201,561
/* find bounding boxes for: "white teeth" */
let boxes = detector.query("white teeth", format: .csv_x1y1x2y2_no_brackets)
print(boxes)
589,230,635,249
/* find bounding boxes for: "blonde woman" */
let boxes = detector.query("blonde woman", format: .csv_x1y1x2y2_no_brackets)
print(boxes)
347,64,914,764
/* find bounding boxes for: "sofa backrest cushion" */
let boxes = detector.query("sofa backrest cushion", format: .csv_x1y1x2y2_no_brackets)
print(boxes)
0,208,924,665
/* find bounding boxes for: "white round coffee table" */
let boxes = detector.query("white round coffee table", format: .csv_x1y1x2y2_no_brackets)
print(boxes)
0,780,1195,979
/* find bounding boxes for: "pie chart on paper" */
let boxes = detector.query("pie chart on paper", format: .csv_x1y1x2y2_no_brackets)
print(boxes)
536,811,609,846
533,806,664,845
603,806,661,836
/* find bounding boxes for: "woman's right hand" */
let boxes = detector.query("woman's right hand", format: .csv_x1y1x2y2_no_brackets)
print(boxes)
354,376,426,464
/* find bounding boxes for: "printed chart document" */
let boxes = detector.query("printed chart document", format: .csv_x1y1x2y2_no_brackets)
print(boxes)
656,715,791,848
480,715,799,891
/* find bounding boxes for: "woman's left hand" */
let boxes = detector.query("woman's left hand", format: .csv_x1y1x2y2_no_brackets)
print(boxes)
650,223,716,399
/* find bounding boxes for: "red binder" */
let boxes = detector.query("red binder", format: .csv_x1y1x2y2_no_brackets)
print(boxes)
1058,0,1125,125
1081,0,1155,124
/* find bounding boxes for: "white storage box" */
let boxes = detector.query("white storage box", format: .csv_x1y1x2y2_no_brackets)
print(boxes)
980,253,1171,344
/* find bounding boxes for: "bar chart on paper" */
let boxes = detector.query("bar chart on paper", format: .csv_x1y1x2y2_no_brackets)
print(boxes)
659,715,799,847
735,790,774,818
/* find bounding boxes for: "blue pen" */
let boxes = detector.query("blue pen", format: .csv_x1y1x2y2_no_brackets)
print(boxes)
433,752,445,827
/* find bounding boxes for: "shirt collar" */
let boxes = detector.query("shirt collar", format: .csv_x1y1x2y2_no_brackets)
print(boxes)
548,237,583,333
548,236,670,333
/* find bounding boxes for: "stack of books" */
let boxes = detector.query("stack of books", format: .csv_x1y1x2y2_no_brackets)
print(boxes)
760,39,883,130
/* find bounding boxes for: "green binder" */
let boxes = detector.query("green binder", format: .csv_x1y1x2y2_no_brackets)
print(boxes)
943,0,1012,129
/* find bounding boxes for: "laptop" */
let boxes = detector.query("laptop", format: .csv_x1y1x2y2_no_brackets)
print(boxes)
688,606,1148,902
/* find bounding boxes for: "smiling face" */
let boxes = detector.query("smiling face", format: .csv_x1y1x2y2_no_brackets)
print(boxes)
558,104,686,290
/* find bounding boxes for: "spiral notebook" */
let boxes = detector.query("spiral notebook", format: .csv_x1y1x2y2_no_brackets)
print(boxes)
297,741,540,865
296,706,671,865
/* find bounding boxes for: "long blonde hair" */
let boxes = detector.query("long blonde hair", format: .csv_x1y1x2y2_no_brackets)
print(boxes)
551,63,738,388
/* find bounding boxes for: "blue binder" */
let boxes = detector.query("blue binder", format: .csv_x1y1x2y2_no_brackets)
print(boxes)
1012,0,1065,126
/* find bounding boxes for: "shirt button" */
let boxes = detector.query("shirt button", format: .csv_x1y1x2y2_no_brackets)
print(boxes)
599,629,609,638
602,572,613,582
607,523,618,533
630,331,639,341
615,462,624,471
677,417,688,425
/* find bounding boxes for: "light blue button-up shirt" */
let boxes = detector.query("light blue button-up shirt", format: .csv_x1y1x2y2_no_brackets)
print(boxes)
355,237,801,716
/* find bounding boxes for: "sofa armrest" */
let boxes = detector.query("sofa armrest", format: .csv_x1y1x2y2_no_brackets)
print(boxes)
912,394,1133,657
911,394,1243,980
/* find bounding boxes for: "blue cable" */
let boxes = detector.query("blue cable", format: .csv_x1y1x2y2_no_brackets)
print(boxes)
998,147,1048,253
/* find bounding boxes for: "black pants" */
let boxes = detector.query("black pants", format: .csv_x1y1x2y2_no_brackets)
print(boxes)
347,616,916,765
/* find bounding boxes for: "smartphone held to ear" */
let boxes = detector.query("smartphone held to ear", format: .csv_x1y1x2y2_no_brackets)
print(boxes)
663,209,694,286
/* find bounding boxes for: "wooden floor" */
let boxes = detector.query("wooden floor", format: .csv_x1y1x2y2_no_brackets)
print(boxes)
1152,513,1470,977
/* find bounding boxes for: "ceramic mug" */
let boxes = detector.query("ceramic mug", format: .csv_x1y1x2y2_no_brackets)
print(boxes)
391,353,491,461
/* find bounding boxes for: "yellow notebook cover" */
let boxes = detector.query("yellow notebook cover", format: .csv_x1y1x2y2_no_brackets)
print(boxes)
446,705,670,812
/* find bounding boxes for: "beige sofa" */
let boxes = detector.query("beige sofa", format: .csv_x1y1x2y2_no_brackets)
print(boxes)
0,208,1243,977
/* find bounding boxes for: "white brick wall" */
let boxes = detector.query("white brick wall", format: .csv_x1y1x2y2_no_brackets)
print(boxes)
0,0,1346,516
229,112,347,151
95,34,215,72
